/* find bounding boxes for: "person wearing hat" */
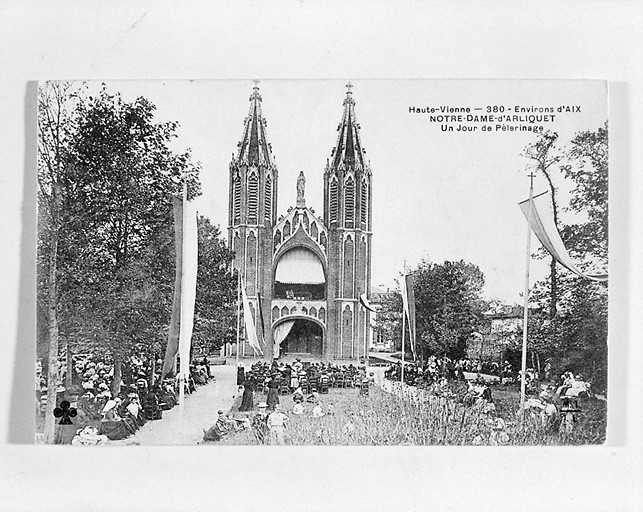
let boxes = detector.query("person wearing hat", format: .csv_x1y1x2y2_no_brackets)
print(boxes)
239,372,256,412
252,402,270,444
99,399,135,440
202,410,233,442
267,404,289,445
266,372,281,411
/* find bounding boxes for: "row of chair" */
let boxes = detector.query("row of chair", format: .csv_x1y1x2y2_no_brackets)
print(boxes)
254,373,359,395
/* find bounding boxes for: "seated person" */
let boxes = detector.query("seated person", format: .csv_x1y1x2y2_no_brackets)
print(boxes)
307,388,321,404
203,410,234,442
292,386,305,403
71,425,108,446
311,402,324,418
292,402,304,415
141,389,162,420
99,400,136,440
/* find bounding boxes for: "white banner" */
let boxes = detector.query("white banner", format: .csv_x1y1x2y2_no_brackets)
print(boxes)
519,191,608,282
178,199,198,381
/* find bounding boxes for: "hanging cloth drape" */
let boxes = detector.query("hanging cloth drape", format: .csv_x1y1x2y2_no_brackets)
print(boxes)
273,320,296,358
178,197,198,382
518,191,608,282
275,248,325,284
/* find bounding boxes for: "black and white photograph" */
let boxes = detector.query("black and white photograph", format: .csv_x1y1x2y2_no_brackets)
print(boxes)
2,2,642,511
35,79,609,447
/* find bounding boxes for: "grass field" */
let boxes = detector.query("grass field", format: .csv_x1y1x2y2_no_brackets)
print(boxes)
216,383,607,446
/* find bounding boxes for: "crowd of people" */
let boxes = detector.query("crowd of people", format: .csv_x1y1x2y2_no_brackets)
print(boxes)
36,353,215,443
384,354,593,434
384,356,518,387
202,358,373,445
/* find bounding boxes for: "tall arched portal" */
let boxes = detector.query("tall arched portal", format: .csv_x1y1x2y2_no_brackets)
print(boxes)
279,319,323,358
272,247,327,359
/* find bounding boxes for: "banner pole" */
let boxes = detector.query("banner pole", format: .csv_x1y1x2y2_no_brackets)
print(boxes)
236,274,241,366
401,300,406,386
520,173,535,424
179,174,187,424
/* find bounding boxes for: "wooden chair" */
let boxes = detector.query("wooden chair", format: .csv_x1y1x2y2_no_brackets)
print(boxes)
319,376,330,394
255,379,265,394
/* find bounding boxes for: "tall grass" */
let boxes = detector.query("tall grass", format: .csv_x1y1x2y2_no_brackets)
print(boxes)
216,386,606,446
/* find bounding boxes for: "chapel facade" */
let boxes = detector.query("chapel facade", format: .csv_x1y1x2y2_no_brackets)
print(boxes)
228,83,372,361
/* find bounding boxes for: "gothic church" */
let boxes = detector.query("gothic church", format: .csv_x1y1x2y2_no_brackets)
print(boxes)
228,83,372,361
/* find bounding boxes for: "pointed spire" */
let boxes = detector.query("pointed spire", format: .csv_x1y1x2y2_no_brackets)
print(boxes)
331,82,365,169
236,80,275,167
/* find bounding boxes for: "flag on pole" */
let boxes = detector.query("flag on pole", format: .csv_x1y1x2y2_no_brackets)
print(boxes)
161,196,184,380
405,274,417,358
257,291,267,347
359,293,376,312
400,274,417,359
519,191,608,282
178,198,198,382
240,278,263,355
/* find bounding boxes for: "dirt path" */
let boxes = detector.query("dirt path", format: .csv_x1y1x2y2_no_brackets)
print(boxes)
116,364,238,446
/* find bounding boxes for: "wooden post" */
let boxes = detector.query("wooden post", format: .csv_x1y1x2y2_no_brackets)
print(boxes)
520,173,535,424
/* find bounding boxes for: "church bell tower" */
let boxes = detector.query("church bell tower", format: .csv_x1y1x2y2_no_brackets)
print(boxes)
323,83,373,360
228,82,278,357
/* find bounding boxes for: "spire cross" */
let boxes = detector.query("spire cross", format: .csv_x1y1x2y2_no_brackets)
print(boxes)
346,81,353,94
528,171,536,189
253,79,260,90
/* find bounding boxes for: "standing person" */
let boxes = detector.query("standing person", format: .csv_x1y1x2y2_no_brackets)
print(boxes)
544,360,552,381
239,373,255,412
237,364,245,386
252,402,270,444
267,404,289,445
266,372,280,411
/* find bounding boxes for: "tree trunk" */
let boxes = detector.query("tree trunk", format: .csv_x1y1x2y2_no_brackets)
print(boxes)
550,257,558,319
43,190,61,444
542,169,559,319
65,340,73,388
112,349,122,397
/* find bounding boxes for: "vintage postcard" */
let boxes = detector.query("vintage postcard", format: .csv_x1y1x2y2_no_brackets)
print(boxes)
35,79,608,446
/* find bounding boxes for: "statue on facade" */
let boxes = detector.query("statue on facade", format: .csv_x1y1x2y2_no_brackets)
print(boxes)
296,171,306,206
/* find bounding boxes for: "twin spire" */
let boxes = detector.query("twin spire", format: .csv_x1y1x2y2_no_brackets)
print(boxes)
236,80,275,168
236,81,365,170
331,82,366,170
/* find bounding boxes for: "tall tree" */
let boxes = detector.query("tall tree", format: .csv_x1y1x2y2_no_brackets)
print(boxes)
192,216,236,355
528,123,608,389
62,87,201,395
377,259,485,363
37,81,80,444
560,122,609,262
522,131,562,319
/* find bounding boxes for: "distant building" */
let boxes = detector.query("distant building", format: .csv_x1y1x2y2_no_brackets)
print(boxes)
368,287,394,352
467,305,533,361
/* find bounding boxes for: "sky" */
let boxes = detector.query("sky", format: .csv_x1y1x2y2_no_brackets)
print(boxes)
80,79,607,303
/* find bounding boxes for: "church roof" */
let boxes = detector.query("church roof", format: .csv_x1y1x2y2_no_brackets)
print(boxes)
330,83,366,170
236,82,275,168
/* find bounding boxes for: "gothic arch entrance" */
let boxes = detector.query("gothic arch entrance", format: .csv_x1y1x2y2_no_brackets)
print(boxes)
277,318,323,359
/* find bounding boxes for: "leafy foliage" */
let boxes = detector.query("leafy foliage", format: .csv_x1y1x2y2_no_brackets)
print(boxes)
37,84,236,396
192,216,236,354
377,259,485,362
526,123,608,391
